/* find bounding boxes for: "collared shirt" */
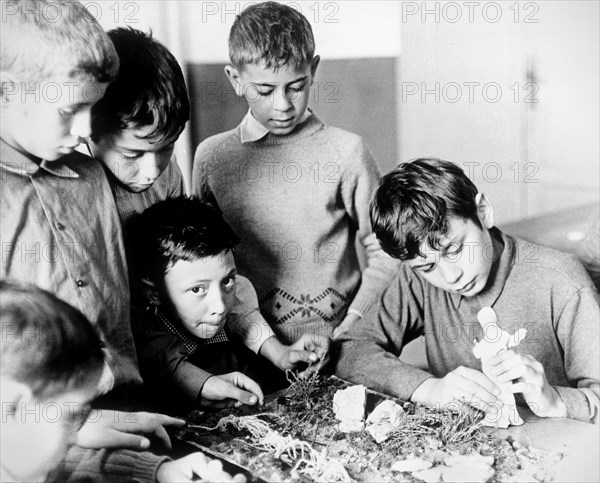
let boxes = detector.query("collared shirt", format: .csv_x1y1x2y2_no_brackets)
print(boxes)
240,109,312,143
0,139,141,389
154,306,229,356
109,157,185,227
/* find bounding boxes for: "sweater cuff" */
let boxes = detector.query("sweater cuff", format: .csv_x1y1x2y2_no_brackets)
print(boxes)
555,386,598,423
231,310,275,354
132,452,171,483
348,295,376,320
175,362,213,402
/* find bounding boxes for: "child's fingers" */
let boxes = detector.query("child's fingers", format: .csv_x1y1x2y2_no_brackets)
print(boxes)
78,426,151,450
143,412,186,428
451,367,502,405
487,349,519,366
232,373,264,405
494,365,528,385
149,423,173,450
288,349,318,365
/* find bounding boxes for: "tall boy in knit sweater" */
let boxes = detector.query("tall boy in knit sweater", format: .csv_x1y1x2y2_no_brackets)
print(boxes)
335,159,600,425
193,1,398,345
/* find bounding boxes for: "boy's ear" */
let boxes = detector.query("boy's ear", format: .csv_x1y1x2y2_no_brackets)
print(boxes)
310,55,321,82
224,65,243,97
140,277,161,306
475,192,495,229
0,71,18,104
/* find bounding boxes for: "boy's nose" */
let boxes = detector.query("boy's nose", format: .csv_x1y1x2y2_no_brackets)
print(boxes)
273,89,293,112
70,109,92,140
208,289,226,316
140,157,161,182
439,260,463,285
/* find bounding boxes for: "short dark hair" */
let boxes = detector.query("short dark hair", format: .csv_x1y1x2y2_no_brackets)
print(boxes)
370,158,480,261
91,27,190,143
0,280,105,399
228,1,315,70
0,0,119,85
129,196,240,284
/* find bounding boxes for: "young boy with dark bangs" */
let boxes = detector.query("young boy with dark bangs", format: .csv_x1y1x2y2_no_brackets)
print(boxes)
193,1,399,346
1,280,246,483
130,196,329,410
334,158,600,426
86,27,189,226
86,27,327,406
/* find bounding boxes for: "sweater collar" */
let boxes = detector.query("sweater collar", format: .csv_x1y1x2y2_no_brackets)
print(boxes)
451,227,516,309
239,108,319,145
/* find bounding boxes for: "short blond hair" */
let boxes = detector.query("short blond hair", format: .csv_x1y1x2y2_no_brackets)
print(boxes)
1,0,119,84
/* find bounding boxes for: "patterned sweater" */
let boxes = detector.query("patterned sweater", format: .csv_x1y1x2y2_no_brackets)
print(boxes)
193,114,398,343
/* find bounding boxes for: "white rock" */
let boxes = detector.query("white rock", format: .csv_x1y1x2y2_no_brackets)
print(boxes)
366,423,393,443
441,464,494,483
441,454,495,483
333,385,366,422
443,454,494,468
365,399,406,443
366,400,405,426
391,458,433,473
338,419,364,433
412,466,445,482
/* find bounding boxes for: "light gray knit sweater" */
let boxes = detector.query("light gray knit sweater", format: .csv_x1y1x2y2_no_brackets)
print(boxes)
193,114,398,343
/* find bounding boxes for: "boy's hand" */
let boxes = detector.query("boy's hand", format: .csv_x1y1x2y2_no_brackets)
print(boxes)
76,410,185,450
333,313,361,339
487,350,567,418
261,334,329,371
200,372,264,408
410,366,504,418
156,453,246,483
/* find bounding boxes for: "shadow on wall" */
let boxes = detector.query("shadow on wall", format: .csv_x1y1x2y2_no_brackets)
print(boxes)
186,58,398,174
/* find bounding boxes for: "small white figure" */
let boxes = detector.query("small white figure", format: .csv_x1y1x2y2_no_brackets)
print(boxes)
472,307,527,428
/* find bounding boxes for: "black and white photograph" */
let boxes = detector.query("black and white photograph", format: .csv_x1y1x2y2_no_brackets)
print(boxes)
1,1,598,482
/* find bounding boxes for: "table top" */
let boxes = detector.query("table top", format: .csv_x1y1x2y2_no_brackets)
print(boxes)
487,408,600,482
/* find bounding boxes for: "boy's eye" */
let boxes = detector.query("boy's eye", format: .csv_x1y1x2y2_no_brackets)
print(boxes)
256,89,274,97
446,243,463,256
223,276,236,290
190,286,207,295
289,83,306,93
419,264,436,274
59,107,77,117
121,151,143,160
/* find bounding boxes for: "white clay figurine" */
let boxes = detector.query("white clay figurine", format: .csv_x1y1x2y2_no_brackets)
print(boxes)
472,307,527,428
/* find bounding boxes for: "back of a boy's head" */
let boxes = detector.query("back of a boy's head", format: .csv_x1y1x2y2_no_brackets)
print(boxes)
130,196,240,282
0,0,119,85
371,158,480,261
0,280,105,399
91,27,190,143
228,1,315,70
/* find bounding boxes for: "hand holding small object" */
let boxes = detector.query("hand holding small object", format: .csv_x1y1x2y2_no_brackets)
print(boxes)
472,307,526,427
487,350,566,418
261,333,330,371
200,372,264,408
